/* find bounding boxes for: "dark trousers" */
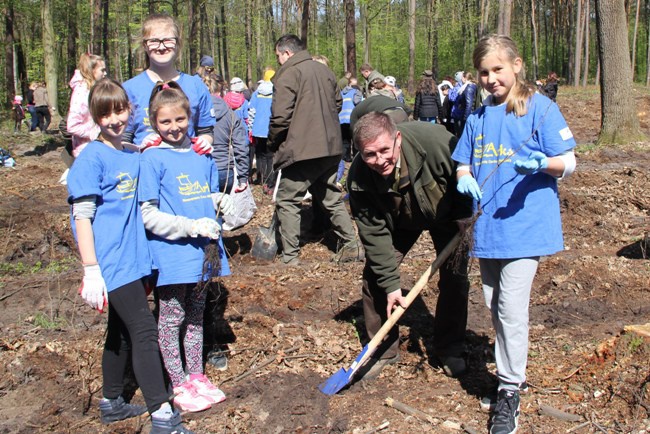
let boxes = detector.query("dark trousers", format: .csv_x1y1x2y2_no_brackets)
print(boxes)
103,279,170,414
254,137,276,189
35,106,51,132
453,118,465,138
340,124,353,162
362,223,469,359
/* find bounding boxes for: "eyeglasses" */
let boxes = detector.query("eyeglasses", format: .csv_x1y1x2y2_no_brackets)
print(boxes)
361,134,398,164
144,37,178,50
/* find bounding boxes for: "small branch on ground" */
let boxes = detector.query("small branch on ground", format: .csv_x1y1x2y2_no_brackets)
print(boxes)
385,397,437,425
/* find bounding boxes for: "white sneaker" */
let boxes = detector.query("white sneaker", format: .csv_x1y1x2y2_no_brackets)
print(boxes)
189,374,226,405
172,381,212,412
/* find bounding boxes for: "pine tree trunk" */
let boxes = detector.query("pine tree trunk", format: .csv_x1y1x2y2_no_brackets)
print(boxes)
189,0,199,73
497,0,513,35
220,1,229,80
407,0,416,95
595,0,645,144
345,0,356,76
631,0,641,80
246,0,253,85
531,0,539,80
4,2,16,106
573,0,583,86
66,0,77,82
92,0,101,55
300,0,309,46
582,0,590,86
42,0,58,113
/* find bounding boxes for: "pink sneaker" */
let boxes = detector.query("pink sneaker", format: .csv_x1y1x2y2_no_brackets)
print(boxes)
189,374,226,405
172,381,212,412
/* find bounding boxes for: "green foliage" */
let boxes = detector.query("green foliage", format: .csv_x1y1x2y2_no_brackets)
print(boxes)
32,311,67,330
0,258,73,276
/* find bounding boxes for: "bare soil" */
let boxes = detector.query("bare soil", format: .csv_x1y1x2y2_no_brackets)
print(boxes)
1,87,649,434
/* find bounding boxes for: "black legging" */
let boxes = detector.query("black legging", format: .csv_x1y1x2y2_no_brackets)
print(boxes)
254,137,277,189
103,279,170,414
35,106,51,132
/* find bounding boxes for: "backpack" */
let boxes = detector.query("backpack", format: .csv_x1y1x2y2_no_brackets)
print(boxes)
0,148,16,167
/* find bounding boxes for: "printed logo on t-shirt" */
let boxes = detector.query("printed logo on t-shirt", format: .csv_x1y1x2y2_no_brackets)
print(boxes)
559,127,573,141
116,172,137,200
177,173,210,200
472,140,515,166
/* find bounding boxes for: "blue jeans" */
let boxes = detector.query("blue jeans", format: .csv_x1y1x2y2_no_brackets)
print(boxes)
27,105,38,131
419,117,437,124
218,167,235,193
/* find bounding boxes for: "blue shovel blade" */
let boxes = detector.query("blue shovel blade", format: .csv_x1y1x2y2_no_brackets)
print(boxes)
318,344,369,395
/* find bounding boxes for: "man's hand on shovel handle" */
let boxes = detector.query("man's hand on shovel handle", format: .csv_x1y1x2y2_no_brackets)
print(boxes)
387,288,407,317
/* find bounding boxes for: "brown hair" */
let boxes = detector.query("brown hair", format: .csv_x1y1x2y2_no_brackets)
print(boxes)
77,53,104,88
416,77,437,94
473,34,534,116
88,78,130,124
148,81,191,133
353,111,397,148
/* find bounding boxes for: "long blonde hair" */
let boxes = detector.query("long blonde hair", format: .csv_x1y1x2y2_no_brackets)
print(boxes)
77,53,104,88
473,34,535,116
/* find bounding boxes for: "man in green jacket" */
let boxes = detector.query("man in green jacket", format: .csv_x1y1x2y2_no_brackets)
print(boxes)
269,34,361,265
347,111,472,378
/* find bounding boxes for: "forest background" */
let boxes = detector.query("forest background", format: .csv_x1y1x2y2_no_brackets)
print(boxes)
1,0,648,139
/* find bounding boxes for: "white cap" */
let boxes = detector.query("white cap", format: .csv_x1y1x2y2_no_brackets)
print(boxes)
229,77,245,92
383,76,396,87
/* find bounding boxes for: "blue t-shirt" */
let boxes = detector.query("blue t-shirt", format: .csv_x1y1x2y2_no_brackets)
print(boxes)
139,148,231,285
451,93,576,259
67,141,152,292
123,72,215,145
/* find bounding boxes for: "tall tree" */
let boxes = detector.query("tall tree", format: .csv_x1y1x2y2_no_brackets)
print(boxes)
407,0,416,94
594,0,644,144
631,0,641,79
42,0,59,113
300,0,310,45
344,0,356,75
497,0,513,35
188,0,199,73
66,0,78,81
101,0,109,61
4,1,16,105
573,0,583,86
92,0,101,54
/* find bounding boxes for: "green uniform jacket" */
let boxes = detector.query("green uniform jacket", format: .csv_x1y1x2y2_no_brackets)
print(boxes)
347,122,473,294
268,49,343,170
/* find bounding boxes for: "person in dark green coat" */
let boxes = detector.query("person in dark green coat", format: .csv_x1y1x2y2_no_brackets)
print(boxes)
347,111,473,379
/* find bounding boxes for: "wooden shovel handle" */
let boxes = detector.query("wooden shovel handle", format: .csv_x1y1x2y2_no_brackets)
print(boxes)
360,231,463,365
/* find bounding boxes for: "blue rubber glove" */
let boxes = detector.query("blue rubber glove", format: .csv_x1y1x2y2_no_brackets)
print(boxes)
457,174,482,201
514,151,548,175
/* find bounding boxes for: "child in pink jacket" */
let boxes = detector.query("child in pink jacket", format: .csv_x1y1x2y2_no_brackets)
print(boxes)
67,53,107,157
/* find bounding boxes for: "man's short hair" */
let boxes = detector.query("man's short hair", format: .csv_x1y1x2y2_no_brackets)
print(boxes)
360,63,373,73
275,34,304,54
353,112,397,148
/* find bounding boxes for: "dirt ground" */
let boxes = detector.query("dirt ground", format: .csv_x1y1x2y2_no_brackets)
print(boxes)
1,87,649,434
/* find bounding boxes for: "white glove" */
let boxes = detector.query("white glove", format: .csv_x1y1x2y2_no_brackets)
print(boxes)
212,193,236,216
190,217,221,239
79,264,108,312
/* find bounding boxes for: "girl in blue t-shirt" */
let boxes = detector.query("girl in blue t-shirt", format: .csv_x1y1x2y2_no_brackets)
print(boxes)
138,81,234,414
67,78,192,434
122,13,214,150
452,35,577,434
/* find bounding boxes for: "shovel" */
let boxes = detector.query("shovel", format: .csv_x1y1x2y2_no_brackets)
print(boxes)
251,212,279,260
318,231,463,395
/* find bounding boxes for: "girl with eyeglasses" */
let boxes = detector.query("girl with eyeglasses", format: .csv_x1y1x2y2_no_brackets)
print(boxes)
122,13,215,151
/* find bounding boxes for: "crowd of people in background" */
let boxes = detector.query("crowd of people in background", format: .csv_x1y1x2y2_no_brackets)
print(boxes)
7,12,575,434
